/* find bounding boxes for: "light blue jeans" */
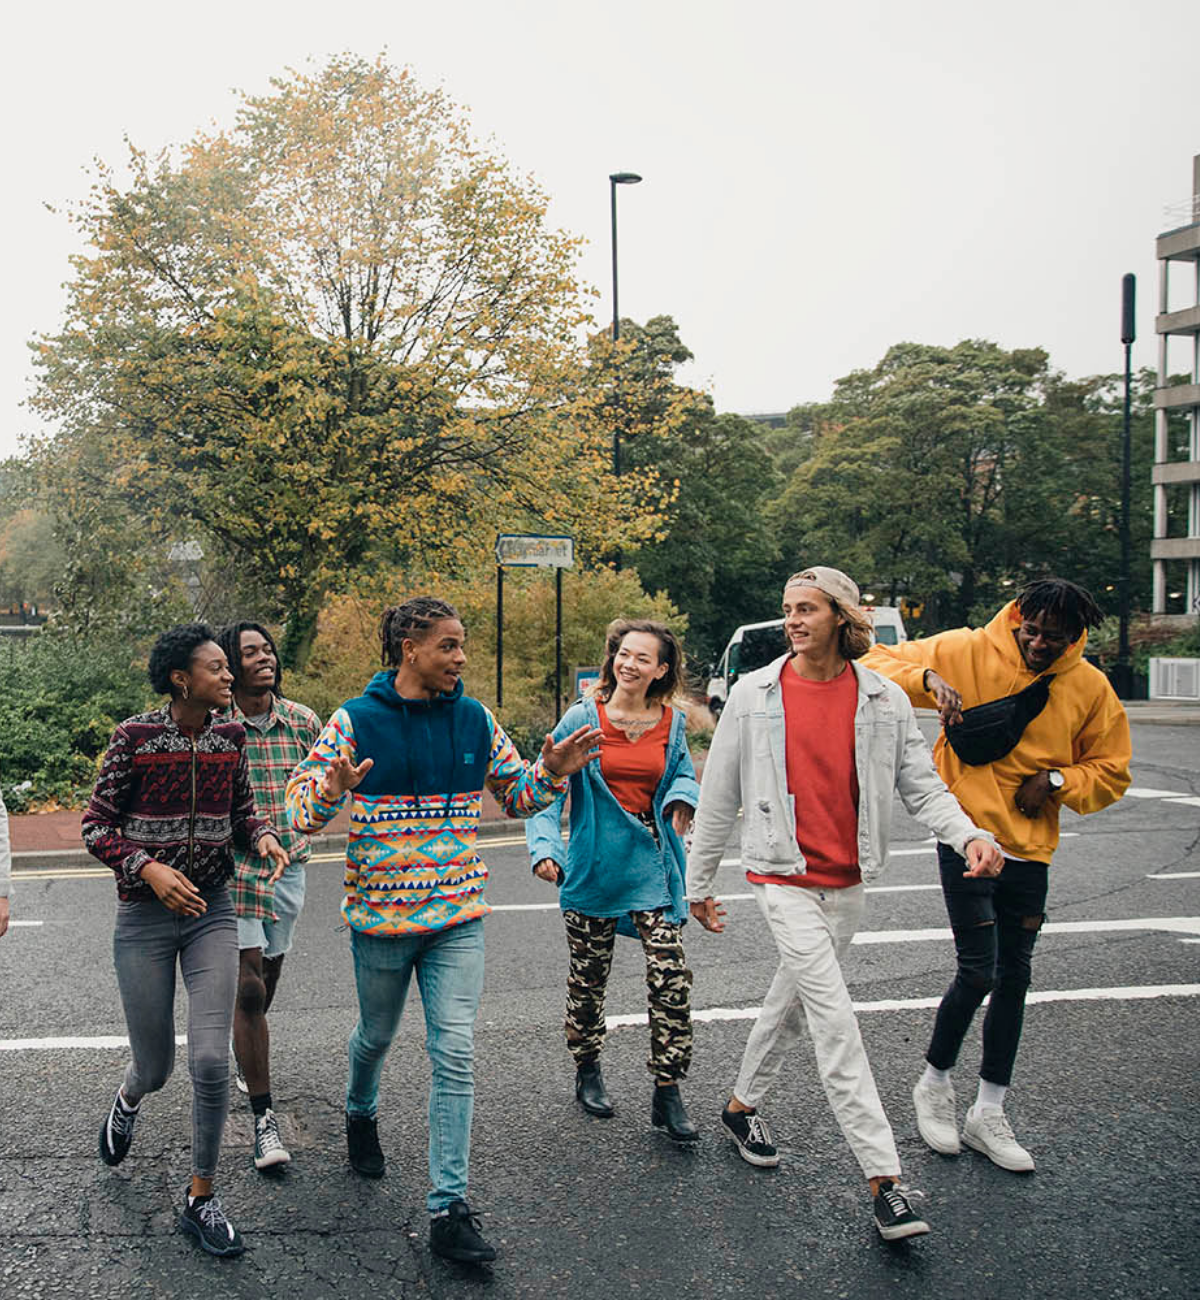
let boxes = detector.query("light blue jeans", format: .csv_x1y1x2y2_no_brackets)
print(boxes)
347,919,485,1212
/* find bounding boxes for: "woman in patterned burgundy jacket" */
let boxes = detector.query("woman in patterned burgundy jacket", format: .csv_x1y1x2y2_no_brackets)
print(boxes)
82,622,289,1259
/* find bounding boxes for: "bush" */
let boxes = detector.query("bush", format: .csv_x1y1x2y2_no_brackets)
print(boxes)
0,631,153,808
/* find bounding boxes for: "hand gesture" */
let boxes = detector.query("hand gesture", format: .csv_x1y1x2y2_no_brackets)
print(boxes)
690,896,727,933
533,858,563,885
666,801,694,837
258,833,290,885
541,725,603,779
142,860,207,917
319,754,375,801
927,670,964,727
962,838,1004,878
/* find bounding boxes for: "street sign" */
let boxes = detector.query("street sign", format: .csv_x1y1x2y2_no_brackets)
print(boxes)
495,534,574,568
574,666,601,698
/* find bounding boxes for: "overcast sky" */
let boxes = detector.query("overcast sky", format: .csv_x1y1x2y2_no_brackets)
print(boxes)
3,0,1197,460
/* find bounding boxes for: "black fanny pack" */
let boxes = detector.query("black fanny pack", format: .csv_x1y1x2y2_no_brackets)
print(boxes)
944,675,1054,766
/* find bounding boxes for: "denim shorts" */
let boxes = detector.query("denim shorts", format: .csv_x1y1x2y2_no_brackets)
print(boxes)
237,862,306,958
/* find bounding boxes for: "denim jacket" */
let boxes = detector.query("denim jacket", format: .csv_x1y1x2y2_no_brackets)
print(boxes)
526,697,700,929
687,655,995,900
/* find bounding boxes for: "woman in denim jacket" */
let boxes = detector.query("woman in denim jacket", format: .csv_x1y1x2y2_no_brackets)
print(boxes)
527,619,701,1142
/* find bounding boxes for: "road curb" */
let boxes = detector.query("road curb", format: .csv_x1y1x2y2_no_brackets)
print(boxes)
10,816,527,870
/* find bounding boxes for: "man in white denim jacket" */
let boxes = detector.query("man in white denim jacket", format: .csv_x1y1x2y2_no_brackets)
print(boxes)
688,566,1001,1242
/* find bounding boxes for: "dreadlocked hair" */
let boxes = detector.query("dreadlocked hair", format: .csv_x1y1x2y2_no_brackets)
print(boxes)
216,621,282,694
380,597,461,668
1015,579,1105,640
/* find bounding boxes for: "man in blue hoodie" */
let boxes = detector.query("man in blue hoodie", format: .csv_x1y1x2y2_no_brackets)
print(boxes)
287,597,601,1265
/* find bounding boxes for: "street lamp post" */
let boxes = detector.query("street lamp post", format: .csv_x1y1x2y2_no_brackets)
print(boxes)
1116,272,1136,699
609,171,642,476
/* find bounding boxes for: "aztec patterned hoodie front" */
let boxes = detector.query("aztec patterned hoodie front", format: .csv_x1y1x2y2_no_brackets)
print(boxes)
286,671,567,937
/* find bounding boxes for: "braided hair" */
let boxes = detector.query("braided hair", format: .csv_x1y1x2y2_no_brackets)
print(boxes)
148,623,219,697
215,621,283,694
1015,579,1105,640
380,597,461,668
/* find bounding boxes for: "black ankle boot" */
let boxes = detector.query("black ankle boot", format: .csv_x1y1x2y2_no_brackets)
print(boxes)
651,1083,699,1144
575,1060,615,1117
345,1112,385,1177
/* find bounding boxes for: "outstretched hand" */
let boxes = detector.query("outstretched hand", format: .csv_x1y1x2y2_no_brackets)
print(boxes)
541,725,603,778
319,754,375,801
927,670,964,727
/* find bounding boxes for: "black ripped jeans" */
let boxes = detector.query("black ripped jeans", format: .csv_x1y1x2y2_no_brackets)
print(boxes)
926,845,1048,1087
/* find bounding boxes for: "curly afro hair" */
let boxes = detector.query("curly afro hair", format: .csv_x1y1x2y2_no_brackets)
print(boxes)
148,622,219,697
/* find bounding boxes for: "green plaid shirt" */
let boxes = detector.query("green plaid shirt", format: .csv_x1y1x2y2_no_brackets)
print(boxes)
224,695,322,920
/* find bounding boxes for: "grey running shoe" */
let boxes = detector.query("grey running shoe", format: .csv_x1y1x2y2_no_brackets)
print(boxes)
180,1192,245,1257
912,1078,961,1155
873,1180,930,1241
253,1108,291,1170
98,1089,139,1167
962,1105,1035,1172
721,1104,780,1168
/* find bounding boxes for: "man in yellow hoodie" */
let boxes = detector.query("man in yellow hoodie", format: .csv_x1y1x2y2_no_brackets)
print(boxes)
862,579,1130,1173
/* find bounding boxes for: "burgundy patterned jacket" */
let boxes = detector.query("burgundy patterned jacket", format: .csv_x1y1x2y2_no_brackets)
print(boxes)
82,704,276,901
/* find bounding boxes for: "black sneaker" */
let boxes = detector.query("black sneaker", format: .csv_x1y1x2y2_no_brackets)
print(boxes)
721,1104,780,1168
430,1199,497,1264
873,1180,930,1241
346,1112,385,1178
98,1089,139,1167
179,1191,245,1257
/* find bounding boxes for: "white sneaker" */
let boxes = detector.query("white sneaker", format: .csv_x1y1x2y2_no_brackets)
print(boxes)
912,1079,960,1155
962,1105,1035,1172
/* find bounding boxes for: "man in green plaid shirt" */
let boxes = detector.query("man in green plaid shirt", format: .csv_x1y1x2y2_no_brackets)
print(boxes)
217,622,322,1174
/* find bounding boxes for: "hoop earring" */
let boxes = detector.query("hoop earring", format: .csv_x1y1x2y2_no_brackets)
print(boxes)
181,684,190,701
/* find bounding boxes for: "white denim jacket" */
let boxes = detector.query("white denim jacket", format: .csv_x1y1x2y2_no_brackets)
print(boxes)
687,655,996,899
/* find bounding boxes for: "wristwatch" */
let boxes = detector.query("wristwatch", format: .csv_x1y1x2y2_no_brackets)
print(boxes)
1047,769,1064,790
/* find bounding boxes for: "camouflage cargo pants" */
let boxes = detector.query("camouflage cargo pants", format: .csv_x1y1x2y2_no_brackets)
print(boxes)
562,908,693,1082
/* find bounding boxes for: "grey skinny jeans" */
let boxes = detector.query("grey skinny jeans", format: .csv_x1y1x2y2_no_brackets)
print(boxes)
112,885,237,1179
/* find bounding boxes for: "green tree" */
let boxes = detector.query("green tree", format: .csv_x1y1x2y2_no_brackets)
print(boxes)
31,54,650,664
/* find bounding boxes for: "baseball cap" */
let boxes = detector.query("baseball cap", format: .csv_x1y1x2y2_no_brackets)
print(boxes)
784,565,861,610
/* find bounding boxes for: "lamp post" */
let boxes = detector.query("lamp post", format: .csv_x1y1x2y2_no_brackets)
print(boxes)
1115,272,1135,699
609,171,642,476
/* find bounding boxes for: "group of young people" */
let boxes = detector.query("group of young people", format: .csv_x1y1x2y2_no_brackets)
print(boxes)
76,571,1131,1264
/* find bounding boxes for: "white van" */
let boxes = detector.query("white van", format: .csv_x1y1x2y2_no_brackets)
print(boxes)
705,606,907,715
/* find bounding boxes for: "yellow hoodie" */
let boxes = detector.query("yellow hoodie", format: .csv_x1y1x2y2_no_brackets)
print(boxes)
861,601,1131,861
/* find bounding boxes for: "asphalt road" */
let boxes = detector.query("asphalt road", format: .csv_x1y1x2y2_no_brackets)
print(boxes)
1,721,1197,1299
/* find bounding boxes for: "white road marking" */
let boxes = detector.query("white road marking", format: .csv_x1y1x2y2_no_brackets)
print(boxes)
8,986,1197,1050
604,983,1200,1028
8,921,44,928
1148,872,1200,880
851,917,1200,945
1126,786,1195,800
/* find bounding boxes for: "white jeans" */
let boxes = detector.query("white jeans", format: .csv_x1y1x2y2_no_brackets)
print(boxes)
734,881,900,1180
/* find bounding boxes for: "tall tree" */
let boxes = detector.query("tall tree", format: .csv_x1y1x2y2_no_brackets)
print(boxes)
31,55,647,663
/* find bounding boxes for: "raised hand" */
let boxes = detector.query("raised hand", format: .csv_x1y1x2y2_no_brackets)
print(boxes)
541,725,603,779
142,860,207,917
319,754,375,801
258,833,291,885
